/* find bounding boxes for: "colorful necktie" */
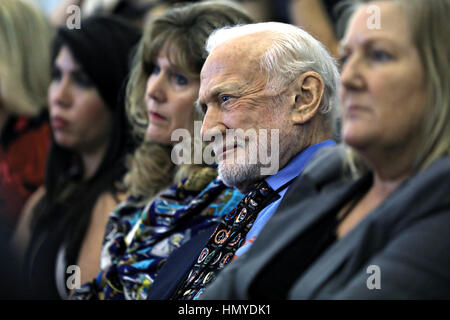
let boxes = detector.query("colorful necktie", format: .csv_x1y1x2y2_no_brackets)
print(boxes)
171,180,280,300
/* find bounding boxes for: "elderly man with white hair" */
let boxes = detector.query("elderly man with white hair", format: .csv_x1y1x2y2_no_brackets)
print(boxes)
146,21,339,300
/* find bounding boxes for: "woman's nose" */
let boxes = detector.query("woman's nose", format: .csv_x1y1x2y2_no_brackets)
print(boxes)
146,73,167,104
49,75,72,109
340,53,365,92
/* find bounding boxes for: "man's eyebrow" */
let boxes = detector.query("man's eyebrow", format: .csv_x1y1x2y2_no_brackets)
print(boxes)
203,82,242,101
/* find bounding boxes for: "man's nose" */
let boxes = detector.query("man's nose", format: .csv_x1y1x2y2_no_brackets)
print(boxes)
200,106,225,141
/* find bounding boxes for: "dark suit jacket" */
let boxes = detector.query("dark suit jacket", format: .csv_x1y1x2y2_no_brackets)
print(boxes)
201,152,450,299
147,145,346,300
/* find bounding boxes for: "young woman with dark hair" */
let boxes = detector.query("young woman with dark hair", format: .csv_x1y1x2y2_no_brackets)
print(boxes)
14,16,141,299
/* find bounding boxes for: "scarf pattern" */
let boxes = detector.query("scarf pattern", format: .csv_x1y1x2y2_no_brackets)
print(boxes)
72,173,243,300
171,180,278,300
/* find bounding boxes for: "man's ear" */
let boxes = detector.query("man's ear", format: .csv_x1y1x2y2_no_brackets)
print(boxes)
291,71,324,124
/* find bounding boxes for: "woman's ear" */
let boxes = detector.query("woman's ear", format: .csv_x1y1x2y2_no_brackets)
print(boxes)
291,71,325,124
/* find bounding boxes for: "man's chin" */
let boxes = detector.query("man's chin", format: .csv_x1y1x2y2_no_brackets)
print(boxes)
218,162,261,193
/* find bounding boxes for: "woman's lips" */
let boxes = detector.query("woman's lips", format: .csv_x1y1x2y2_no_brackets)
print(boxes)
345,104,370,118
51,116,69,129
149,111,167,122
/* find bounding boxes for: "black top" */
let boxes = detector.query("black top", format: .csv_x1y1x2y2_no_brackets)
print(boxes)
26,204,74,300
249,211,338,299
248,176,368,300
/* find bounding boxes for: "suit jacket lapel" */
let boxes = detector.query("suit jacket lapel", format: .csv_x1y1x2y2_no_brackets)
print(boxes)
290,157,450,299
238,171,369,296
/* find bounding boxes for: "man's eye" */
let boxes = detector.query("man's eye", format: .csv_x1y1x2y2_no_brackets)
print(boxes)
220,95,231,103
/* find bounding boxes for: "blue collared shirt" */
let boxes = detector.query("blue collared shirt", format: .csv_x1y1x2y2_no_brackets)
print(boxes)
234,139,336,258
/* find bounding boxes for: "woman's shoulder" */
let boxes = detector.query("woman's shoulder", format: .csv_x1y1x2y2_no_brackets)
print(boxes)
299,144,350,190
12,186,46,258
21,186,46,221
90,190,127,222
404,156,450,196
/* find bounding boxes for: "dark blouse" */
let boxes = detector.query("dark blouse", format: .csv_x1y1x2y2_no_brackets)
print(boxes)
26,203,69,300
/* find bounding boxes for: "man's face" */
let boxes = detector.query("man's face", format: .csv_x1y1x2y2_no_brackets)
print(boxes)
198,34,297,191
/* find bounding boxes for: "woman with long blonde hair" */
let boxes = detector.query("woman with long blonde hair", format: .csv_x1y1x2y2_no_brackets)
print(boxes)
0,0,53,230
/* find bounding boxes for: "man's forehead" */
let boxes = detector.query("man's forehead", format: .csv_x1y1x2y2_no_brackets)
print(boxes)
199,32,274,89
210,31,275,61
198,31,278,104
199,55,263,103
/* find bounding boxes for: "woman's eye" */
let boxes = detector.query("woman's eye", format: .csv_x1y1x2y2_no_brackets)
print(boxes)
174,74,188,86
72,70,94,88
338,54,349,66
371,49,392,62
152,64,161,75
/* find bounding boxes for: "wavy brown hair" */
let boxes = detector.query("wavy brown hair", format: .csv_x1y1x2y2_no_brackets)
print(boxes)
124,0,254,200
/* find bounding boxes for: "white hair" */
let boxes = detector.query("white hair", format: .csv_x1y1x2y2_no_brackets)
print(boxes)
205,22,339,117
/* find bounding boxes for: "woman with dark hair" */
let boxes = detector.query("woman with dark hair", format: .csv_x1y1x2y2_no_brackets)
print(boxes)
14,16,141,299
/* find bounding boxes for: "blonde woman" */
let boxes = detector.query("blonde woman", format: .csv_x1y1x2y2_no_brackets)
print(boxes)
0,0,53,230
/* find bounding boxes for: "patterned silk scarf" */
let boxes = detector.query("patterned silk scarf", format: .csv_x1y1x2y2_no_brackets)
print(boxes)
171,180,280,300
72,169,244,300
